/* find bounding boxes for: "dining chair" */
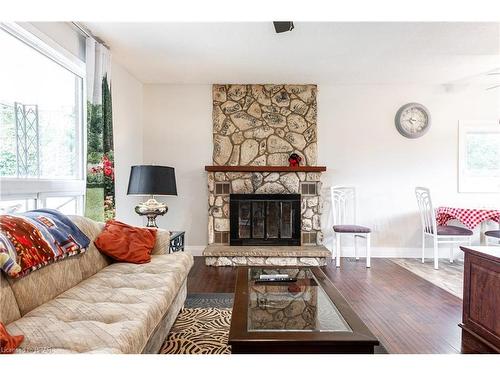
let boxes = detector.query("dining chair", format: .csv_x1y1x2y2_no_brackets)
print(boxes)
485,230,500,246
330,186,371,268
415,187,473,269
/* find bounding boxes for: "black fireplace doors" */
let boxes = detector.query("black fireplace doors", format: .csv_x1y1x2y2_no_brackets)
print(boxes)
229,194,301,246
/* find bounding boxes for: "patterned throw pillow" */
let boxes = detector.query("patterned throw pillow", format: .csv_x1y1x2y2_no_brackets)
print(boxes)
0,209,90,278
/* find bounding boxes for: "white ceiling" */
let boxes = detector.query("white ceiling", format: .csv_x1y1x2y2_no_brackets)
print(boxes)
85,22,500,85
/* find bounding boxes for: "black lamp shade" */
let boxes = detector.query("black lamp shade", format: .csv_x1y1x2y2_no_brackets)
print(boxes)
127,165,177,196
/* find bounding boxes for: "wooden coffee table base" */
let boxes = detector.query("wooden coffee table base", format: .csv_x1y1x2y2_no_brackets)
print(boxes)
231,341,376,354
229,266,379,354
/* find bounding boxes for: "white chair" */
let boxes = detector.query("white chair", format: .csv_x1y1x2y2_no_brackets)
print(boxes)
415,187,473,269
330,186,371,268
485,230,500,246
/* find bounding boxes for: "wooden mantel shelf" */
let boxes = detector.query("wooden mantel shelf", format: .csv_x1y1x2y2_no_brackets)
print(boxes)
204,165,327,172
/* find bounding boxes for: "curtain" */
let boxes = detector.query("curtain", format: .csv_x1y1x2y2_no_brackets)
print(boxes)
84,38,115,221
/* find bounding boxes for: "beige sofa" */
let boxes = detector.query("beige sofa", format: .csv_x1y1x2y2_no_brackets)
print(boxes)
0,216,193,353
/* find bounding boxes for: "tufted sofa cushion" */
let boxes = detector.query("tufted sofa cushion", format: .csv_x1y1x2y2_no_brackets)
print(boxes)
6,252,193,354
5,216,110,316
0,272,21,325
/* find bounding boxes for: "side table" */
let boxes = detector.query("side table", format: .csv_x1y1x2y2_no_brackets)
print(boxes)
169,231,185,253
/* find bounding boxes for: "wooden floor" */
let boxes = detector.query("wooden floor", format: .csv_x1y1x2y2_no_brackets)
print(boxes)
187,256,463,354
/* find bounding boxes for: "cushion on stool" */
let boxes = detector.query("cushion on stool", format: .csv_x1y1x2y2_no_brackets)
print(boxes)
333,225,371,233
437,225,473,236
485,230,500,239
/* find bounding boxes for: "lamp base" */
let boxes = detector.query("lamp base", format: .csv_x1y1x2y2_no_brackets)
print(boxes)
135,198,168,228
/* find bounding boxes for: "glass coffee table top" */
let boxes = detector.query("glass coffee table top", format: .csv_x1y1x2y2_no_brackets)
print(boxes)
247,268,352,332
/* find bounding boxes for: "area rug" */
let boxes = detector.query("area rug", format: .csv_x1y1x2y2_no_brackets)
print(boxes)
390,258,463,298
161,293,388,354
160,293,233,354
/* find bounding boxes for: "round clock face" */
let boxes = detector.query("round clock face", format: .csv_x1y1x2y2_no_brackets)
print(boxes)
395,103,431,138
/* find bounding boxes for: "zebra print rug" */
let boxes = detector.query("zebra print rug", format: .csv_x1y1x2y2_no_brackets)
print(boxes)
161,294,233,354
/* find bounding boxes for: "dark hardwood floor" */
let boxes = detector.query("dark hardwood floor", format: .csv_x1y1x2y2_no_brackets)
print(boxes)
187,256,463,354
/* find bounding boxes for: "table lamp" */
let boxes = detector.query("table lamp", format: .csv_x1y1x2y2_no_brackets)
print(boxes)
127,165,177,227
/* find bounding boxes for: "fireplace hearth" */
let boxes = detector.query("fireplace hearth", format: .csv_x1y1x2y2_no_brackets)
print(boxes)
230,194,301,246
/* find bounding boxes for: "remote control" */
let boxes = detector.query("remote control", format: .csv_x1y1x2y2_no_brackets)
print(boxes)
259,274,289,280
255,277,297,283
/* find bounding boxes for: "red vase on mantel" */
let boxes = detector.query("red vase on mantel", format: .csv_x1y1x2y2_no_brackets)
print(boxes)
288,153,302,168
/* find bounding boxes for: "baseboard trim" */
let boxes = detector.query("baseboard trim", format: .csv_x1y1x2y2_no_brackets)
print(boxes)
186,245,465,259
185,246,207,256
324,246,465,259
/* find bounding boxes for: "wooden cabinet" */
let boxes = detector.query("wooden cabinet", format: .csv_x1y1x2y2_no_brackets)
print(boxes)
459,246,500,353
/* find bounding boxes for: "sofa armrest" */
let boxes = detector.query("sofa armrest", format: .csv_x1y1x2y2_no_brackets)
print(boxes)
152,229,171,255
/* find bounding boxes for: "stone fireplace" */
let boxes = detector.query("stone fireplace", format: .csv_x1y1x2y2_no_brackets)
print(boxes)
203,84,330,266
208,170,323,246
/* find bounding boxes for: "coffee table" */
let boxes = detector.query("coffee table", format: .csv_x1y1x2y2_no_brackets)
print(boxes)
228,266,379,354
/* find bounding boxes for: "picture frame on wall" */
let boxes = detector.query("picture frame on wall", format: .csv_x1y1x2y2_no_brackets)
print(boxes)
458,121,500,193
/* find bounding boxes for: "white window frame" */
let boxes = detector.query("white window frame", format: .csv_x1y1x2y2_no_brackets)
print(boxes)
458,120,500,193
0,22,87,214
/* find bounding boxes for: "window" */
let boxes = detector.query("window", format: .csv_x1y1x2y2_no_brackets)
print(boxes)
0,198,36,214
459,121,500,193
0,23,85,214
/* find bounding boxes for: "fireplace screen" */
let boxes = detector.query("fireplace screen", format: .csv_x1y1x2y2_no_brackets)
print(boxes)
230,194,301,246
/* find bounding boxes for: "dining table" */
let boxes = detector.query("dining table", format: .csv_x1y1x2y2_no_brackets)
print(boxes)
436,206,500,244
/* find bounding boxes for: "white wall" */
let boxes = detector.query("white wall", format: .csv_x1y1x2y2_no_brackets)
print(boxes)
28,22,85,61
112,62,145,226
143,85,212,251
318,84,500,257
142,83,499,256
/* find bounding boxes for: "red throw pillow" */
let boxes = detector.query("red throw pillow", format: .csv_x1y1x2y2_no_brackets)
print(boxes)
0,322,24,354
94,220,157,264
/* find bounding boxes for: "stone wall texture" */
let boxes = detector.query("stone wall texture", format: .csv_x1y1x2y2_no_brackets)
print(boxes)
208,84,322,247
212,84,317,166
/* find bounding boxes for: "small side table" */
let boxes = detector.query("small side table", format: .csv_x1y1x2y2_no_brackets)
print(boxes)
169,231,185,253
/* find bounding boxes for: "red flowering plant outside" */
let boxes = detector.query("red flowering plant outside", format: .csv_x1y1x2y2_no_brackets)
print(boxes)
104,195,115,220
102,154,114,180
102,152,115,220
87,154,114,186
87,162,104,186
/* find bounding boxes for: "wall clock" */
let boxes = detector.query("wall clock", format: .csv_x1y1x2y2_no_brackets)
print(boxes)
395,103,431,138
